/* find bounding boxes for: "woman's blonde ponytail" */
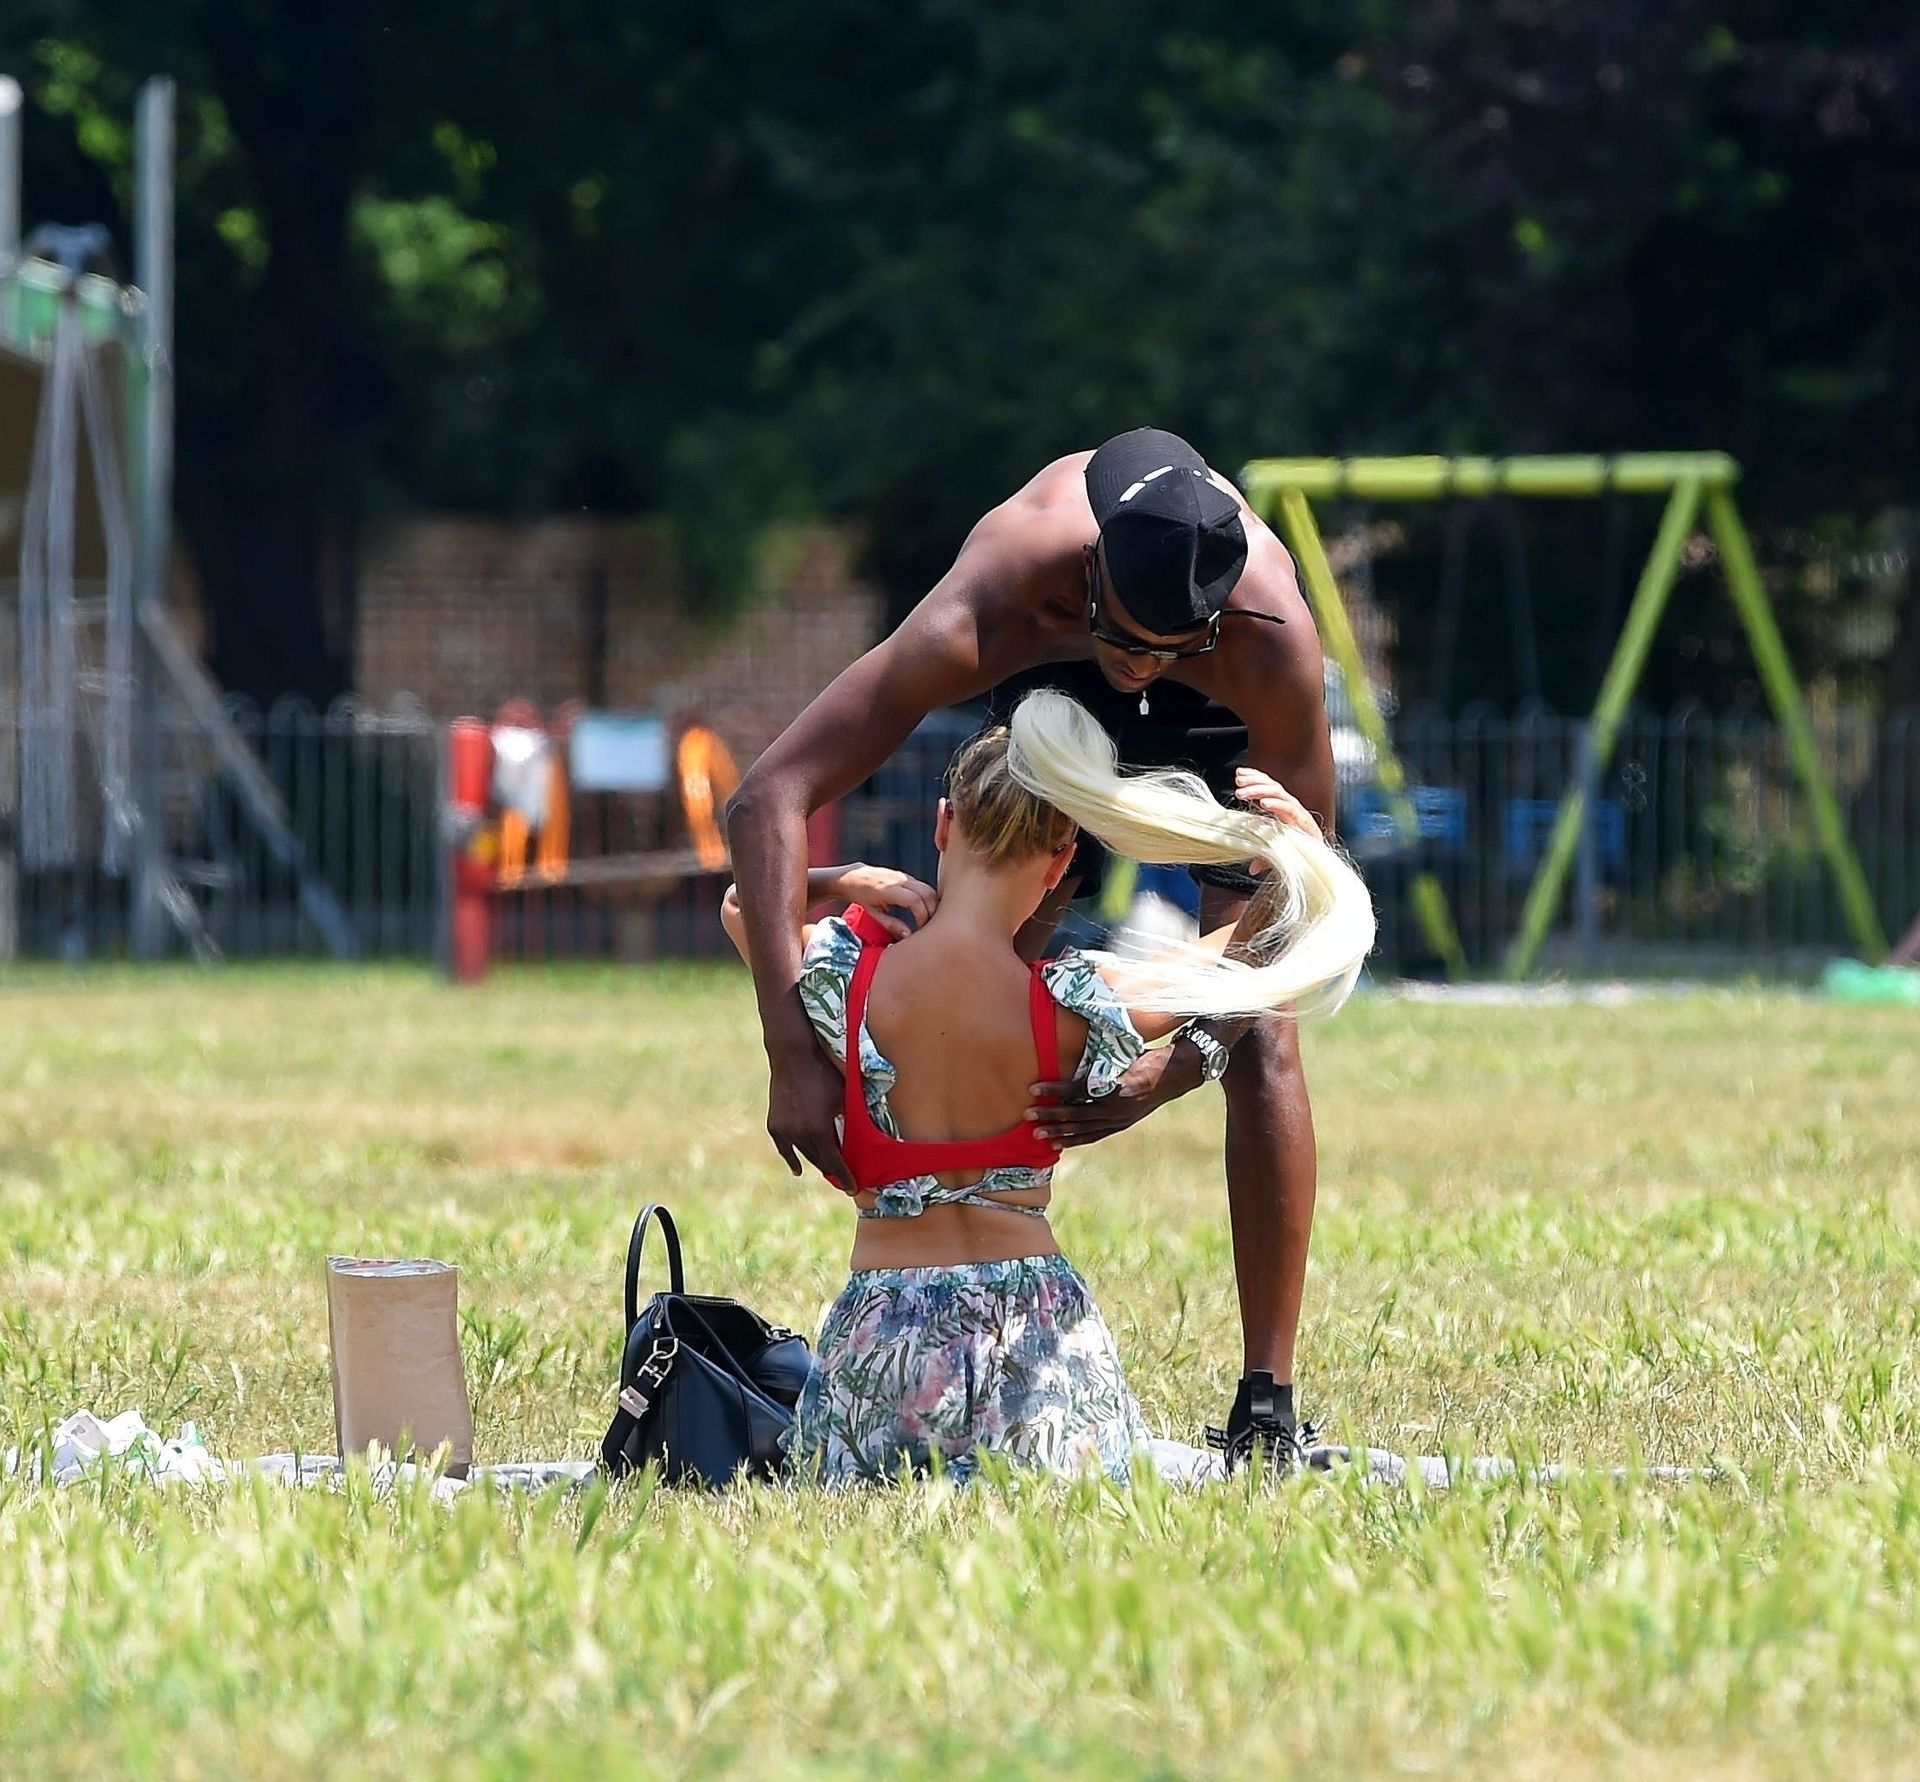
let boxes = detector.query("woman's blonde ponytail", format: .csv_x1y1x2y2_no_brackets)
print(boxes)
1006,690,1375,1020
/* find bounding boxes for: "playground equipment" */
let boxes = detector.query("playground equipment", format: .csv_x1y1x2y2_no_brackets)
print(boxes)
1241,454,1889,978
445,705,738,981
0,75,353,961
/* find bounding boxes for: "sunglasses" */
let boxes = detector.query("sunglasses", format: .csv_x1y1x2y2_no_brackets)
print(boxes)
1084,547,1220,661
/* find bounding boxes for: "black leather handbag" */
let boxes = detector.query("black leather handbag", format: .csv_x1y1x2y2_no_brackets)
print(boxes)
600,1204,812,1487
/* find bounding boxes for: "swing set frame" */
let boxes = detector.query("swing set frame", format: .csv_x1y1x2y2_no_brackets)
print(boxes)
1239,452,1888,979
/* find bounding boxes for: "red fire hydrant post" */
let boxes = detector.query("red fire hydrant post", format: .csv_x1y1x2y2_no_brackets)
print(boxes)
447,719,496,984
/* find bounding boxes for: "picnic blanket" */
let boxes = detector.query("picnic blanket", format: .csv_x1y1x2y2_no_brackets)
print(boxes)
5,1408,1697,1497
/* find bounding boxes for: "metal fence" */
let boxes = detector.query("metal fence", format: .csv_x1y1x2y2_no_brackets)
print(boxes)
2,698,1915,974
0,696,444,963
195,697,446,960
838,703,1920,978
1379,703,1918,974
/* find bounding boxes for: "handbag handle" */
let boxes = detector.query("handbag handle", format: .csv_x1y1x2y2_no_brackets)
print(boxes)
624,1202,685,1329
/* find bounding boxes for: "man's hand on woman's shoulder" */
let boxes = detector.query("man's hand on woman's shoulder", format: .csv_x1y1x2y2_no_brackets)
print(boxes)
1025,1041,1202,1149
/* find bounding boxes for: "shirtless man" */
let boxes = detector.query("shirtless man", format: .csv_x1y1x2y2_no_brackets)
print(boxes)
726,427,1336,1466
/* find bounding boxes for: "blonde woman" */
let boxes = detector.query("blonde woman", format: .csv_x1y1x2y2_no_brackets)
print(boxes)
721,692,1372,1483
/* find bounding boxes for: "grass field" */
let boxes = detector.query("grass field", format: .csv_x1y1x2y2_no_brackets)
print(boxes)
2,965,1918,1777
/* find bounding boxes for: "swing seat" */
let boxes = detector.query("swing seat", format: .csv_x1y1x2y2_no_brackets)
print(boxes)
1346,785,1468,857
1502,798,1625,876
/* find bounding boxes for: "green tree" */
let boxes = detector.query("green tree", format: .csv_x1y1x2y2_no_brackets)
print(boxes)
4,2,1916,711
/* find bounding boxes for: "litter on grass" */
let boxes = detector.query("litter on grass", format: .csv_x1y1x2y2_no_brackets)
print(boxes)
0,1408,593,1498
3,1409,222,1487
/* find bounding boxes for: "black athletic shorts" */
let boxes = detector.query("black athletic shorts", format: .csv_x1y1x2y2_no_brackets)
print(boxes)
982,661,1261,901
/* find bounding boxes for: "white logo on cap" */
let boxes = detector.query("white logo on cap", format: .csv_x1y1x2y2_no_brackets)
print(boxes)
1117,464,1203,504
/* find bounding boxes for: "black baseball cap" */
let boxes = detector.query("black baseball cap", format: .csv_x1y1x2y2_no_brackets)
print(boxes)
1085,427,1249,635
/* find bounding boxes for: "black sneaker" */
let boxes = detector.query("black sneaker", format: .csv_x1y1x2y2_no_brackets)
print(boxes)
1205,1371,1319,1475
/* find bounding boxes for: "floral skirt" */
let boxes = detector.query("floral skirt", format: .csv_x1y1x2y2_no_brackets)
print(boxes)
787,1255,1151,1485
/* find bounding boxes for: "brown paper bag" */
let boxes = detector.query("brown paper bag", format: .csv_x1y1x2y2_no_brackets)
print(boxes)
326,1257,474,1478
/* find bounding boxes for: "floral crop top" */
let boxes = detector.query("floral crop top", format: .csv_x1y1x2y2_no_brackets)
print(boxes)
797,915,1147,1219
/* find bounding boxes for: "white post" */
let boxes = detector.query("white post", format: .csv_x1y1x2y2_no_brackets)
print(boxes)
135,78,174,609
0,76,20,957
0,76,21,266
131,78,175,957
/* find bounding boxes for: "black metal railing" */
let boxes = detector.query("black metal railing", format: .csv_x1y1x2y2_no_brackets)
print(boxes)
0,695,442,962
2,698,1913,975
837,703,1920,978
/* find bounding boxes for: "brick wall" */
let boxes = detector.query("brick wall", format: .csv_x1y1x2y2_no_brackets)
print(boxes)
353,516,882,760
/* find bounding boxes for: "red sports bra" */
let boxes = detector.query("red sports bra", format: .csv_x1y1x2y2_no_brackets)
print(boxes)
838,904,1064,1192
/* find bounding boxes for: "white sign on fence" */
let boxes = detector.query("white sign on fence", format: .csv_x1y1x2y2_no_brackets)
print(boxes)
569,712,670,793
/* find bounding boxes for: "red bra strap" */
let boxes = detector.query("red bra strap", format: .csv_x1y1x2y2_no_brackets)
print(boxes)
841,903,893,948
1027,964,1060,1089
842,918,888,1137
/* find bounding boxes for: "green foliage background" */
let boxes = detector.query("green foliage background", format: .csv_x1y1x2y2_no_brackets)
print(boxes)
3,4,1916,706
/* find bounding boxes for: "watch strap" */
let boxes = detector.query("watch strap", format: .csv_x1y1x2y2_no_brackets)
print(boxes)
1176,1020,1229,1081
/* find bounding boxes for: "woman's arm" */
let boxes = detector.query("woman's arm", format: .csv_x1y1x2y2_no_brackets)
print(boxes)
719,864,938,966
1096,915,1268,1041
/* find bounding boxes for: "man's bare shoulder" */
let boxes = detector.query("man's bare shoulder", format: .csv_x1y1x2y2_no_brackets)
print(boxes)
1201,519,1325,713
1010,450,1099,511
919,454,1093,650
967,452,1097,557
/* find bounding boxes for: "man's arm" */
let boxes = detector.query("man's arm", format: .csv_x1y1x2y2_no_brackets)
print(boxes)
726,523,1035,1186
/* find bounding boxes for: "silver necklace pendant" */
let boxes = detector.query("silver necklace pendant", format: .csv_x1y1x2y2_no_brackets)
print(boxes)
1138,691,1150,717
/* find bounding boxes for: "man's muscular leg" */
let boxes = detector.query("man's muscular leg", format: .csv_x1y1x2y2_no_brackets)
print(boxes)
1202,883,1316,1395
1023,873,1317,1377
1221,1015,1315,1380
1018,871,1318,1448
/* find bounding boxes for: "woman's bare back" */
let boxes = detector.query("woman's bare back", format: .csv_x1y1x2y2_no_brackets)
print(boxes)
861,931,1088,1192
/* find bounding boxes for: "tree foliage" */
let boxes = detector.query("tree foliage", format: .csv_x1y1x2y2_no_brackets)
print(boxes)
2,2,1916,705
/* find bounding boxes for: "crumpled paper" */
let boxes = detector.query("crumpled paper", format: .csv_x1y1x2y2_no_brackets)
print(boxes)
4,1408,224,1486
1,1409,596,1499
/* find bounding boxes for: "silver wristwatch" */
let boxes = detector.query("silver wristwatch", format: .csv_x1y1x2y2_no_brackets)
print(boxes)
1175,1020,1230,1083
